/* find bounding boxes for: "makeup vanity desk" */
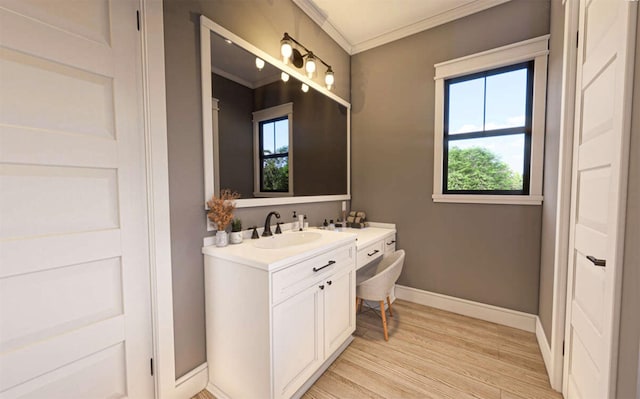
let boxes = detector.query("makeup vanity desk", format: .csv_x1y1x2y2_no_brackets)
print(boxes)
339,222,397,270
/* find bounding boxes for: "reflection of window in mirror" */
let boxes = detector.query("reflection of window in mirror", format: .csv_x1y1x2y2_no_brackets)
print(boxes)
253,103,293,197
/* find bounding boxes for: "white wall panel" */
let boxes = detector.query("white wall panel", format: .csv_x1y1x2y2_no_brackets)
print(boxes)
577,167,611,232
0,257,123,352
0,343,126,399
0,47,115,138
0,0,111,45
581,61,614,144
0,165,119,239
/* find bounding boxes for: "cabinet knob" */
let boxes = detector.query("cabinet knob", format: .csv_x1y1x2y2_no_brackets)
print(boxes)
327,280,332,286
319,284,325,290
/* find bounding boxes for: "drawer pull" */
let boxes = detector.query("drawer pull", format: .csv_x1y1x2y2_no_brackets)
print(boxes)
319,284,325,290
367,249,380,257
327,280,332,286
386,240,396,245
313,260,336,272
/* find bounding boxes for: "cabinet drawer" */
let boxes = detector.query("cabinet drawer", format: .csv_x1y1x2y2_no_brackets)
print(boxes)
272,244,353,304
356,240,384,269
384,234,397,253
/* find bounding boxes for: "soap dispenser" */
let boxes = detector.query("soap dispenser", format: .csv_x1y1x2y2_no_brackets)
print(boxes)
292,211,299,231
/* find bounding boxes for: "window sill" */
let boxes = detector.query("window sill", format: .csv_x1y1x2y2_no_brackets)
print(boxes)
432,194,543,205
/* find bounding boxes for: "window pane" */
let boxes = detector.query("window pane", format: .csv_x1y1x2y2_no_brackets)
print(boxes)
262,156,289,191
261,122,275,154
274,119,289,154
447,134,525,191
448,78,484,134
485,68,528,130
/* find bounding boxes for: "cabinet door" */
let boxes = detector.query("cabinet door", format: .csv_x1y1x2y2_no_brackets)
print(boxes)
323,267,355,356
273,283,323,399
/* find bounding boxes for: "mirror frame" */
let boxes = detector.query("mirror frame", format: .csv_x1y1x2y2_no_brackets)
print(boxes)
200,15,351,209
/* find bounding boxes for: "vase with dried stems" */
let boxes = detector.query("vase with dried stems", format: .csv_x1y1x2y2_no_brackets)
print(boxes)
207,189,240,247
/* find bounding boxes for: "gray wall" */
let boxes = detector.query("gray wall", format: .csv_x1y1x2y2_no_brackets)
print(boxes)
351,0,550,314
538,0,564,343
616,17,640,398
163,0,350,378
214,74,254,198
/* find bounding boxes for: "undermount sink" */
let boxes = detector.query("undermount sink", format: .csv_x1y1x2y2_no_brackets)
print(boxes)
252,231,322,249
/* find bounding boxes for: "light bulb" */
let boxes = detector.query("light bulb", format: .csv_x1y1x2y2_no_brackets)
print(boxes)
280,36,293,62
325,68,334,90
255,57,265,71
281,72,290,82
305,53,316,78
301,83,309,93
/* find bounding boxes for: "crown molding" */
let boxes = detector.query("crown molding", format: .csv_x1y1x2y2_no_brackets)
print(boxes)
351,0,511,54
292,0,353,54
294,0,511,55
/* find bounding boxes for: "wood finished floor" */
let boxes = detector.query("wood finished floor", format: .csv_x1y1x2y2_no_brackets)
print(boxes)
193,300,561,399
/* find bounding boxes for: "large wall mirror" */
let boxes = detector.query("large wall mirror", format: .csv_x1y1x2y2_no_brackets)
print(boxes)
200,16,351,209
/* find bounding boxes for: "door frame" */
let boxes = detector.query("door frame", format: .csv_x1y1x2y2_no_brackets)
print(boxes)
545,0,579,391
138,1,207,398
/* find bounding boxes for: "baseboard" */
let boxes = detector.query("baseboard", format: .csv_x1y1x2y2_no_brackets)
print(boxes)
394,285,536,332
535,316,553,381
174,362,208,398
206,382,230,399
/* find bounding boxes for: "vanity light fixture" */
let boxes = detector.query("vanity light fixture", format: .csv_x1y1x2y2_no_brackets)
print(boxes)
281,72,290,82
255,57,265,71
279,32,335,90
301,83,309,93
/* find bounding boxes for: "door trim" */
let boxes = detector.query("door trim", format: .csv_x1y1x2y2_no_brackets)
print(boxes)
545,0,579,392
138,2,207,398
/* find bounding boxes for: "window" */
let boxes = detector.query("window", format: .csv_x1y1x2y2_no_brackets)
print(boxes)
444,62,533,194
433,36,549,205
253,103,293,197
259,117,289,192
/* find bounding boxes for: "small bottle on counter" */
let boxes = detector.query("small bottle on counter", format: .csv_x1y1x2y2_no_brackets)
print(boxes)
292,211,299,231
323,219,328,229
329,219,335,230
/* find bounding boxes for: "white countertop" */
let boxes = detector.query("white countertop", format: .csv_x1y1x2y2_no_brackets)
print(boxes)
202,224,396,272
338,226,396,248
202,228,357,272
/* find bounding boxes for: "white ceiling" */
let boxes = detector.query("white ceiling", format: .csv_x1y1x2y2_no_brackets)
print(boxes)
292,0,511,54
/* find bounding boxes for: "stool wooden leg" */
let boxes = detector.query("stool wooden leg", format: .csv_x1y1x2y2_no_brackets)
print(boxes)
380,300,389,341
387,296,393,318
356,297,361,313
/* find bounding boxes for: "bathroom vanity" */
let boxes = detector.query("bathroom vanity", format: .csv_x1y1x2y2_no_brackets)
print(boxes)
202,224,397,399
203,229,358,399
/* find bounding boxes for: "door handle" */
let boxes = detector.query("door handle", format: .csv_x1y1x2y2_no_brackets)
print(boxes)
586,255,606,267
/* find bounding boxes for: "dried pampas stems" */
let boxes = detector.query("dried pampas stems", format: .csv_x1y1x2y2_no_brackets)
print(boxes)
207,189,241,231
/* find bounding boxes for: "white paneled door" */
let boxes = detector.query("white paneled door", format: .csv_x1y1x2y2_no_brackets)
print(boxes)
0,1,154,398
563,0,636,398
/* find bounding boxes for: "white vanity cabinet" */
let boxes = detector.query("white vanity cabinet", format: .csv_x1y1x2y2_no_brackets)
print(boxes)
203,233,356,399
273,264,354,398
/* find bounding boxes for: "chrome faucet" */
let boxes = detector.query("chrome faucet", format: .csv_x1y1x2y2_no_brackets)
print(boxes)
262,211,281,237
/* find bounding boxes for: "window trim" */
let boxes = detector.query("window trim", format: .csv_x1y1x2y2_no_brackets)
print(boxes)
253,102,293,197
432,35,549,205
